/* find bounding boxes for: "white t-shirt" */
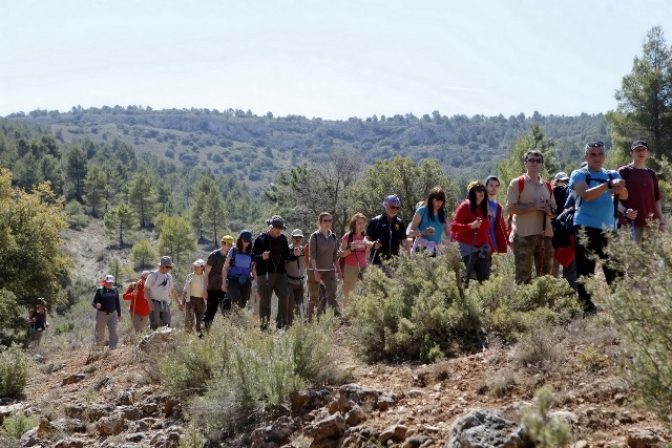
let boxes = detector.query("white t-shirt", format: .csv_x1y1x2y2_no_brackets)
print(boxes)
145,271,173,302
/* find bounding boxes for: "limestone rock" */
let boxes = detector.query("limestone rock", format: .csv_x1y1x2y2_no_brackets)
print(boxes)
0,402,27,425
344,405,367,427
139,327,173,351
249,416,295,448
19,427,40,447
627,429,664,448
61,374,85,386
404,435,435,448
305,412,346,448
96,412,125,436
379,424,409,443
445,409,532,448
338,384,398,412
291,388,332,412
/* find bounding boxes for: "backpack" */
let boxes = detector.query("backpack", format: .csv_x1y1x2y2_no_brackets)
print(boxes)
506,176,553,239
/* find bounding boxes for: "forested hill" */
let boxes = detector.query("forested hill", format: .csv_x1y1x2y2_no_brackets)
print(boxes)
8,107,608,184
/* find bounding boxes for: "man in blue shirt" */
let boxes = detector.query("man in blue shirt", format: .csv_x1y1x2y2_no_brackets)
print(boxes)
570,142,628,315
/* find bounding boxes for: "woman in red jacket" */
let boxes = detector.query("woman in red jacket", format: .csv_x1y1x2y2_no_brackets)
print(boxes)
451,181,493,283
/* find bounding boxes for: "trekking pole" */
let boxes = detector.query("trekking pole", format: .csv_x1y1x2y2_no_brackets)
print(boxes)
464,220,480,287
540,208,547,276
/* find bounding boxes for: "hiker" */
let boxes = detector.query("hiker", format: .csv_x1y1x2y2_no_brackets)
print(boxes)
340,213,369,308
145,256,183,330
28,297,49,346
286,228,307,324
451,181,493,283
550,172,571,278
407,187,450,256
484,176,508,257
222,230,254,310
617,140,665,242
203,235,234,329
365,194,408,268
251,215,294,329
181,259,207,334
122,271,152,333
570,141,628,315
308,212,342,318
505,150,556,284
92,275,121,350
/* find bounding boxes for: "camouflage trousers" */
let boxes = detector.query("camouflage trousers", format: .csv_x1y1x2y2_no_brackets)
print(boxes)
512,234,553,284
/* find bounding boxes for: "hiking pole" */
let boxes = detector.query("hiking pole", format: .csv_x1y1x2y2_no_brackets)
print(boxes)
540,208,547,276
464,220,480,287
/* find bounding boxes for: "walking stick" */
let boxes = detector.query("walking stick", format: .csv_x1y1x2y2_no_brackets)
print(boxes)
464,221,480,287
539,209,547,276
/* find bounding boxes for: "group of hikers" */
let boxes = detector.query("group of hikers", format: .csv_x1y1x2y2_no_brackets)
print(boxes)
30,139,664,349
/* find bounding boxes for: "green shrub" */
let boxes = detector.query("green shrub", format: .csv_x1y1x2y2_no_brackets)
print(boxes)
349,249,480,363
594,230,672,423
158,312,343,439
0,411,38,439
0,345,30,398
522,387,571,447
472,274,579,343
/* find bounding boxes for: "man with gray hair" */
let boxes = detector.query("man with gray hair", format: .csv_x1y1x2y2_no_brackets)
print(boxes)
365,194,408,267
145,256,183,329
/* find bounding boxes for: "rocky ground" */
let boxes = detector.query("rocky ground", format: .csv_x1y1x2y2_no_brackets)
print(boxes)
0,320,669,448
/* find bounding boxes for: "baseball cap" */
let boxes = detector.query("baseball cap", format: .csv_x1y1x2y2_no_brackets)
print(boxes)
291,228,304,238
141,271,150,278
158,256,173,267
267,215,286,230
193,259,206,267
554,172,569,182
240,230,253,242
37,297,47,305
221,235,234,244
631,140,649,151
382,194,401,207
104,274,115,283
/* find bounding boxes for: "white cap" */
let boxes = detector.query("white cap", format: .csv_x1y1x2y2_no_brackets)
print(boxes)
291,228,304,237
193,259,206,267
104,274,115,283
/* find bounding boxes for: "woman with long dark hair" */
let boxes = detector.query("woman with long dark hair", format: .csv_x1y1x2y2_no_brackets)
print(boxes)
451,181,493,283
408,186,449,255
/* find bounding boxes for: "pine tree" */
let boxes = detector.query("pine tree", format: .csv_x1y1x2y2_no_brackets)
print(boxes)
104,203,139,248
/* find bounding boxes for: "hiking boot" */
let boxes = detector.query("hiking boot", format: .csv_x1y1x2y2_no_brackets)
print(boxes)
583,302,598,318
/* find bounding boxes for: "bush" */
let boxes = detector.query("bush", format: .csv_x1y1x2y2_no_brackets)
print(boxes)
159,312,344,439
0,411,38,440
471,274,580,343
595,230,672,424
522,387,571,447
349,249,480,363
0,345,30,398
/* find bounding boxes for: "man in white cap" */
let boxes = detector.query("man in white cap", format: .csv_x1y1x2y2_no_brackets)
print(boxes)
285,228,306,324
145,256,183,330
181,259,207,334
92,274,121,349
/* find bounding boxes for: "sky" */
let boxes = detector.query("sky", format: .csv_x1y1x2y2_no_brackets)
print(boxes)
1,0,671,120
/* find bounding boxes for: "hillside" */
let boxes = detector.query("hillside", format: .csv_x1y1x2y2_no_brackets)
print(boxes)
9,107,609,186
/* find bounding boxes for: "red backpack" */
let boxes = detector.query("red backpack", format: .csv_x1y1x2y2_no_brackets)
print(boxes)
505,175,552,240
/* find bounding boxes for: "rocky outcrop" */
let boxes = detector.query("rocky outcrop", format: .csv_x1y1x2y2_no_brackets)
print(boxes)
445,409,532,448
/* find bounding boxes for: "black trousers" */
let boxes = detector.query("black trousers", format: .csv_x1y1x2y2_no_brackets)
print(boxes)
203,289,228,330
574,226,621,306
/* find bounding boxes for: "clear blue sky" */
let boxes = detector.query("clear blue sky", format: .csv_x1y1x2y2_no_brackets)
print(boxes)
1,0,671,119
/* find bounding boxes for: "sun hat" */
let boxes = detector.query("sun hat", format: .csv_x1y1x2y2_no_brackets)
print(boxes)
291,229,304,237
554,172,569,182
158,256,173,267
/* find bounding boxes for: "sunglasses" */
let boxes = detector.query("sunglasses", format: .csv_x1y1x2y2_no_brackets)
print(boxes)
322,219,332,223
526,158,543,163
475,187,486,192
586,142,605,149
389,205,400,210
